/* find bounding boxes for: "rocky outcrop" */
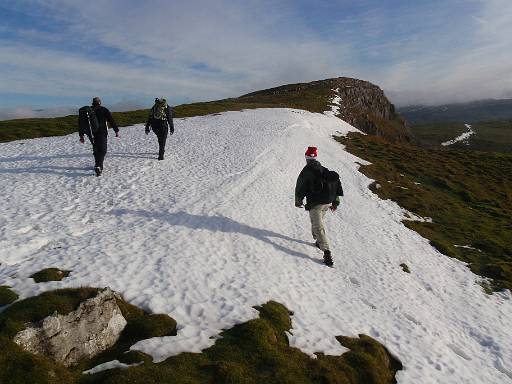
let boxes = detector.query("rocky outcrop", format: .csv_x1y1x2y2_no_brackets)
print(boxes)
239,77,411,142
13,288,127,366
328,78,410,142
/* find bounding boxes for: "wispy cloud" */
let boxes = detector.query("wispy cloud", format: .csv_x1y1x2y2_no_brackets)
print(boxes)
0,0,511,113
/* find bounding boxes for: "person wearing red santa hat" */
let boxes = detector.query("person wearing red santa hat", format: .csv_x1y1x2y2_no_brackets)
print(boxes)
295,146,343,267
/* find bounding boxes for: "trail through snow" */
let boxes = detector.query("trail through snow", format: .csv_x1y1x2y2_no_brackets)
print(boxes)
0,109,511,383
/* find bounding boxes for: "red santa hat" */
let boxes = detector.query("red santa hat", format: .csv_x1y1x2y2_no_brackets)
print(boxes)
305,146,318,160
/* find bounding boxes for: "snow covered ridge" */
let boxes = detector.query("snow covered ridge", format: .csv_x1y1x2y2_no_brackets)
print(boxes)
0,109,511,383
324,88,341,117
441,124,475,146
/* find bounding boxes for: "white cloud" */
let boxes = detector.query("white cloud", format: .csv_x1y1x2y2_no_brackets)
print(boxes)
0,1,354,110
0,106,76,120
1,0,511,110
371,0,512,105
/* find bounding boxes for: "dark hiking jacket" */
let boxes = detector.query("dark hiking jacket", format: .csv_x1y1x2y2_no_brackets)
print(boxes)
145,105,174,133
79,106,118,138
95,106,118,134
295,160,343,210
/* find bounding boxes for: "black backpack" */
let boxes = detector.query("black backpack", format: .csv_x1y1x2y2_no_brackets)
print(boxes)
78,106,100,138
314,168,343,203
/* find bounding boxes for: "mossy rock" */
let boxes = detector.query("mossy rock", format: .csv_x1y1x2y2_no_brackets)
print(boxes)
0,287,100,338
30,268,70,283
0,286,19,306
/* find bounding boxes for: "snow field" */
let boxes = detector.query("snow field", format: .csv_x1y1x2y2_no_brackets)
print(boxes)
0,109,511,383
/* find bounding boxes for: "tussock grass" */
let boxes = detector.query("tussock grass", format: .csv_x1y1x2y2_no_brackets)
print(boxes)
0,286,19,306
337,133,512,292
30,268,70,283
0,289,401,384
82,301,401,384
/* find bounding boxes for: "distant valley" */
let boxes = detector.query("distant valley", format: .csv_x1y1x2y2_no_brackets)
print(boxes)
398,99,512,124
398,99,512,152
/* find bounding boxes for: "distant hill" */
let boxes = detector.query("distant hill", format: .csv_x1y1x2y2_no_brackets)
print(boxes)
238,77,410,142
0,77,410,143
398,99,512,124
398,99,512,152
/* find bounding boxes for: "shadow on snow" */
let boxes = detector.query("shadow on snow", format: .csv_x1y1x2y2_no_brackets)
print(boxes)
111,209,323,265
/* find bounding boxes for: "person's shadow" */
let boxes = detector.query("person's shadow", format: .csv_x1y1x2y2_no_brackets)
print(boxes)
111,209,322,264
0,153,89,164
0,165,92,177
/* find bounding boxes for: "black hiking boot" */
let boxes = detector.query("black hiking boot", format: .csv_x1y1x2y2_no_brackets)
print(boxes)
314,241,321,249
94,166,102,177
158,155,164,160
323,250,334,267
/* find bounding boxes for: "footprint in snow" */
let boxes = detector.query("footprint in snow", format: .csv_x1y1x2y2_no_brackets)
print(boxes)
349,277,360,286
361,298,377,309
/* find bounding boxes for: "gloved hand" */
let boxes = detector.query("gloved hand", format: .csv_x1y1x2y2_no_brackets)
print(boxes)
79,135,85,144
170,129,174,135
295,202,304,208
329,204,338,212
115,131,120,138
145,126,150,135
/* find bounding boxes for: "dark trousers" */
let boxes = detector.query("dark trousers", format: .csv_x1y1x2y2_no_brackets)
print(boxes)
153,126,168,158
88,134,108,169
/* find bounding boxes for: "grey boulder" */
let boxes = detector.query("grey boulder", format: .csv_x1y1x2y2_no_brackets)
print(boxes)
13,288,127,366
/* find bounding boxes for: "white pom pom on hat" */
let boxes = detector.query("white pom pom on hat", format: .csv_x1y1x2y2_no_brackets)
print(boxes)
305,146,318,160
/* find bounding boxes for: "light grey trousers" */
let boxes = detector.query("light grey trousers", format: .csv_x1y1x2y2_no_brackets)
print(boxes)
309,204,331,251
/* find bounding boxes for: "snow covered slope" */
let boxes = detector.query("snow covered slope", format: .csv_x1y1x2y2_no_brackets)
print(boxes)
0,109,511,383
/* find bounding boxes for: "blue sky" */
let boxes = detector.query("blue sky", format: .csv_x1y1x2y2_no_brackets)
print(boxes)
1,0,511,119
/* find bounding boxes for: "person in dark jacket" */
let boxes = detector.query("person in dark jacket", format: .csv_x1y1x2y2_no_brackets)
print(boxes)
145,98,174,160
79,97,119,176
295,146,343,267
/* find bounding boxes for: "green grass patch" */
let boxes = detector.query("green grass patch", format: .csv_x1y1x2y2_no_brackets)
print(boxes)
0,289,401,383
30,268,70,283
0,286,19,306
337,133,512,292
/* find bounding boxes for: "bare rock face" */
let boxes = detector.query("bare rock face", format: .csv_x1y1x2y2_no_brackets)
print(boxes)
13,288,127,366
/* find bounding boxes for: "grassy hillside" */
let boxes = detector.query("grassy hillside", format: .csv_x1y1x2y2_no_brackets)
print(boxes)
0,101,279,143
337,133,512,292
0,77,409,143
409,120,512,152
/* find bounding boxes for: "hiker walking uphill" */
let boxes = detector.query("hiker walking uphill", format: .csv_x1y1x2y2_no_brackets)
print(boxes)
145,98,174,160
78,97,119,176
295,146,344,267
